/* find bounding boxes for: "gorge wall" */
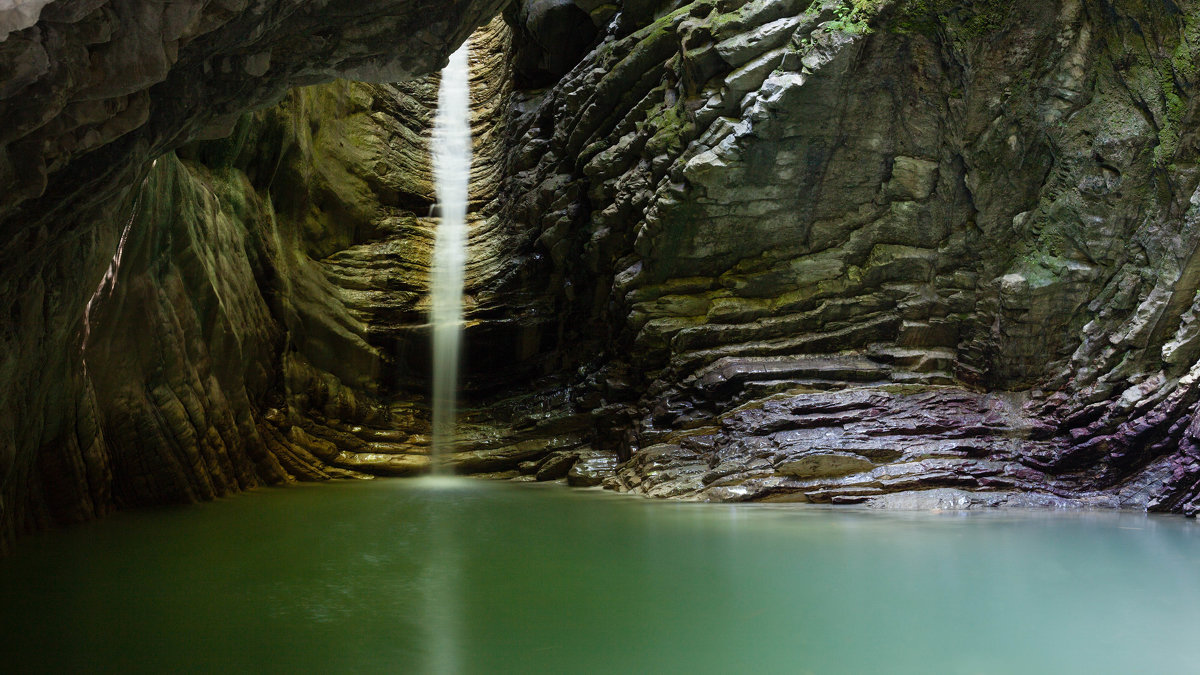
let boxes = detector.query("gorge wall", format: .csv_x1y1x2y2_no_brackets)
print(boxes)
510,0,1200,513
2,0,1200,550
0,0,507,549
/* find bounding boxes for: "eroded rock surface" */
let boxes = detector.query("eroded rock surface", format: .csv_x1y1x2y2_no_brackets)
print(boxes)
5,0,1200,550
0,0,505,549
489,0,1200,512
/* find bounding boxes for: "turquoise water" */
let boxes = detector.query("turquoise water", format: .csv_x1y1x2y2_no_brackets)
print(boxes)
2,479,1199,674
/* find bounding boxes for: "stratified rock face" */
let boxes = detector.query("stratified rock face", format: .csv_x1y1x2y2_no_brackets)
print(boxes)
0,0,505,227
492,0,1200,511
0,0,506,550
79,19,540,501
4,0,1200,551
15,13,595,545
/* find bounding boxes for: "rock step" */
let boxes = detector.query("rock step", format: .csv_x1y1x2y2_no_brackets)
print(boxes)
330,451,428,476
670,314,902,375
866,345,958,373
322,240,432,268
692,354,893,393
739,378,890,398
889,370,958,386
670,305,894,352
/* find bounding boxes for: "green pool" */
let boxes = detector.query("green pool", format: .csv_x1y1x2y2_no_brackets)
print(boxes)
2,478,1198,673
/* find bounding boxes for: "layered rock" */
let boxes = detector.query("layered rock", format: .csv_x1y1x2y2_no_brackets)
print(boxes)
0,0,505,227
5,0,1200,553
0,0,506,550
33,14,601,541
491,0,1200,511
78,19,542,497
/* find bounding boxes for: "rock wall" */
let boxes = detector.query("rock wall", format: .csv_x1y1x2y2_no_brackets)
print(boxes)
0,0,505,550
492,0,1200,511
12,13,601,549
4,0,1200,551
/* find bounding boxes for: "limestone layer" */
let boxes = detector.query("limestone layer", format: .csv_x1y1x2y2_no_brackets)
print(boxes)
491,0,1200,511
0,0,505,550
4,0,1200,551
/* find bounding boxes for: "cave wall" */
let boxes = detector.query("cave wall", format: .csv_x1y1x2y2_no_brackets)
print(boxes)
71,19,531,505
26,12,594,543
0,0,506,550
5,0,1200,550
491,0,1200,510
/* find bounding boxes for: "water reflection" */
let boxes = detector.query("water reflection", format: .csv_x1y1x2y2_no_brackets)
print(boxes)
416,478,476,674
1,482,1199,673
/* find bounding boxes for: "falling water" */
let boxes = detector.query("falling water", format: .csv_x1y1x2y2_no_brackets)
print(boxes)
429,44,472,474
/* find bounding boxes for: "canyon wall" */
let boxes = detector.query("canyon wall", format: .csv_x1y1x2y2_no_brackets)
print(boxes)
3,0,1200,550
493,0,1200,511
0,0,505,550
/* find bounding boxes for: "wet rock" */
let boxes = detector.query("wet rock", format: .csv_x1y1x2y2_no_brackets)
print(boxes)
776,452,877,479
473,470,523,480
860,488,1120,511
486,0,1200,518
567,451,621,487
536,451,579,481
0,0,515,549
7,0,1200,550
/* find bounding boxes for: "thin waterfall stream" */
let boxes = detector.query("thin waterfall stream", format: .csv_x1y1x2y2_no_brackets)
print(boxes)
429,43,473,474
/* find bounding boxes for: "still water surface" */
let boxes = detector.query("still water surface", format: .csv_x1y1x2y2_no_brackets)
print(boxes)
2,478,1199,674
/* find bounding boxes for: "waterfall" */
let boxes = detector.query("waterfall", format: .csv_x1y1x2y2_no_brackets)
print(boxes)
429,44,472,474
